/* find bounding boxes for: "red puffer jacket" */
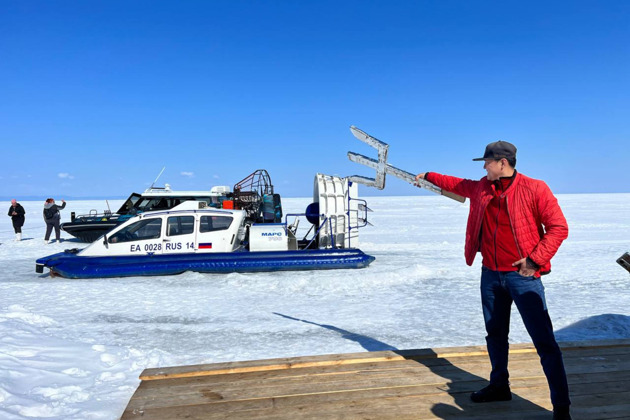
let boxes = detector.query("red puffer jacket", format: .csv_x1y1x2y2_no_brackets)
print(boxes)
427,172,568,274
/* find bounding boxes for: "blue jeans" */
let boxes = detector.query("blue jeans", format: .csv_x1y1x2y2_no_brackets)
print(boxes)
480,267,570,407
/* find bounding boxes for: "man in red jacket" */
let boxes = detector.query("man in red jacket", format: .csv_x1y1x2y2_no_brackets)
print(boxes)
416,141,571,420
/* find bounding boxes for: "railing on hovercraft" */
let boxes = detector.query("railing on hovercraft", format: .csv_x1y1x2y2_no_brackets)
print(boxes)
283,196,370,250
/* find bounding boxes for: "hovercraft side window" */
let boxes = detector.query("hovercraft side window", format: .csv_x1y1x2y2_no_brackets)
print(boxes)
133,196,213,212
167,216,195,236
200,216,232,233
133,197,172,212
109,218,162,243
117,193,142,214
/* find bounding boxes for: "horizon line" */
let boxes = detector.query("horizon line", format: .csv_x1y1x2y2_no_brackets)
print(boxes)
2,191,629,202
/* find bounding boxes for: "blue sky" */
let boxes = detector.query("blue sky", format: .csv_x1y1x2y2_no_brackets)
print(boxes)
1,1,628,199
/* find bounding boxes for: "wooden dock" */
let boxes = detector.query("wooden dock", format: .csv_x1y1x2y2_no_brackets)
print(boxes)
121,339,630,419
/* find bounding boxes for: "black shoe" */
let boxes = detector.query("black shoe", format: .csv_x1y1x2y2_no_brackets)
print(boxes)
553,406,572,420
470,383,512,403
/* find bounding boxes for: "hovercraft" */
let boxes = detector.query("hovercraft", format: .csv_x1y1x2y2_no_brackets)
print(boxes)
36,171,374,279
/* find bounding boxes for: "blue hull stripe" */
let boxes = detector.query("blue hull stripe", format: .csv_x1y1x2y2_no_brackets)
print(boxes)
36,249,375,279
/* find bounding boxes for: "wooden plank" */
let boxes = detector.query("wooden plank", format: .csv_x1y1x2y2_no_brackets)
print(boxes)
122,340,630,420
122,385,553,420
131,349,630,401
130,349,630,408
139,339,630,380
125,352,630,410
122,386,630,420
124,366,630,416
123,368,630,417
125,368,630,411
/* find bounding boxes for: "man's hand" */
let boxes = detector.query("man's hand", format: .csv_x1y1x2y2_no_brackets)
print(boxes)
512,258,536,277
415,173,426,185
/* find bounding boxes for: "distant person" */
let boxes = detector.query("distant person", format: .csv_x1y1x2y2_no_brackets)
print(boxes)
43,198,66,244
8,199,26,241
415,141,571,420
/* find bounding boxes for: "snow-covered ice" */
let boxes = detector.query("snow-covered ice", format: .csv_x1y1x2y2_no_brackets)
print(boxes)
1,194,629,419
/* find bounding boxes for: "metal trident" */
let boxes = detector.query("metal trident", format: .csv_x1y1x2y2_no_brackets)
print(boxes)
347,126,466,203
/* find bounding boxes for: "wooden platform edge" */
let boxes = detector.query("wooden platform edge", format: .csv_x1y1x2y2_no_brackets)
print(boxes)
139,338,630,381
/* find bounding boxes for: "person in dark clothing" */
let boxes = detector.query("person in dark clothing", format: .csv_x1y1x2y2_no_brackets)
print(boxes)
8,199,26,241
43,198,66,243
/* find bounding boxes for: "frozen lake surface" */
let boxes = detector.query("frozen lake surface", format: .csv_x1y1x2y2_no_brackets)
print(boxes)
1,194,629,419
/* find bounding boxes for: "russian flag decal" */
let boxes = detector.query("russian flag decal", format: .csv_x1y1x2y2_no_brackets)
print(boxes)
199,243,213,249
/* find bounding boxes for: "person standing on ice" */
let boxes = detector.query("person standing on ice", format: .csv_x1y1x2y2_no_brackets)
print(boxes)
416,141,571,420
8,199,26,241
43,198,66,244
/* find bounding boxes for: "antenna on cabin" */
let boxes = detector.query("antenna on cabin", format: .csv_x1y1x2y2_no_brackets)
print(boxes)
150,167,166,189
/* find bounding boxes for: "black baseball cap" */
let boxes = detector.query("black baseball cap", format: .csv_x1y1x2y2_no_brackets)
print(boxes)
472,140,517,161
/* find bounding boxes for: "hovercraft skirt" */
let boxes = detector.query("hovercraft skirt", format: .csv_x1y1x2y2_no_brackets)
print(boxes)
36,249,375,279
